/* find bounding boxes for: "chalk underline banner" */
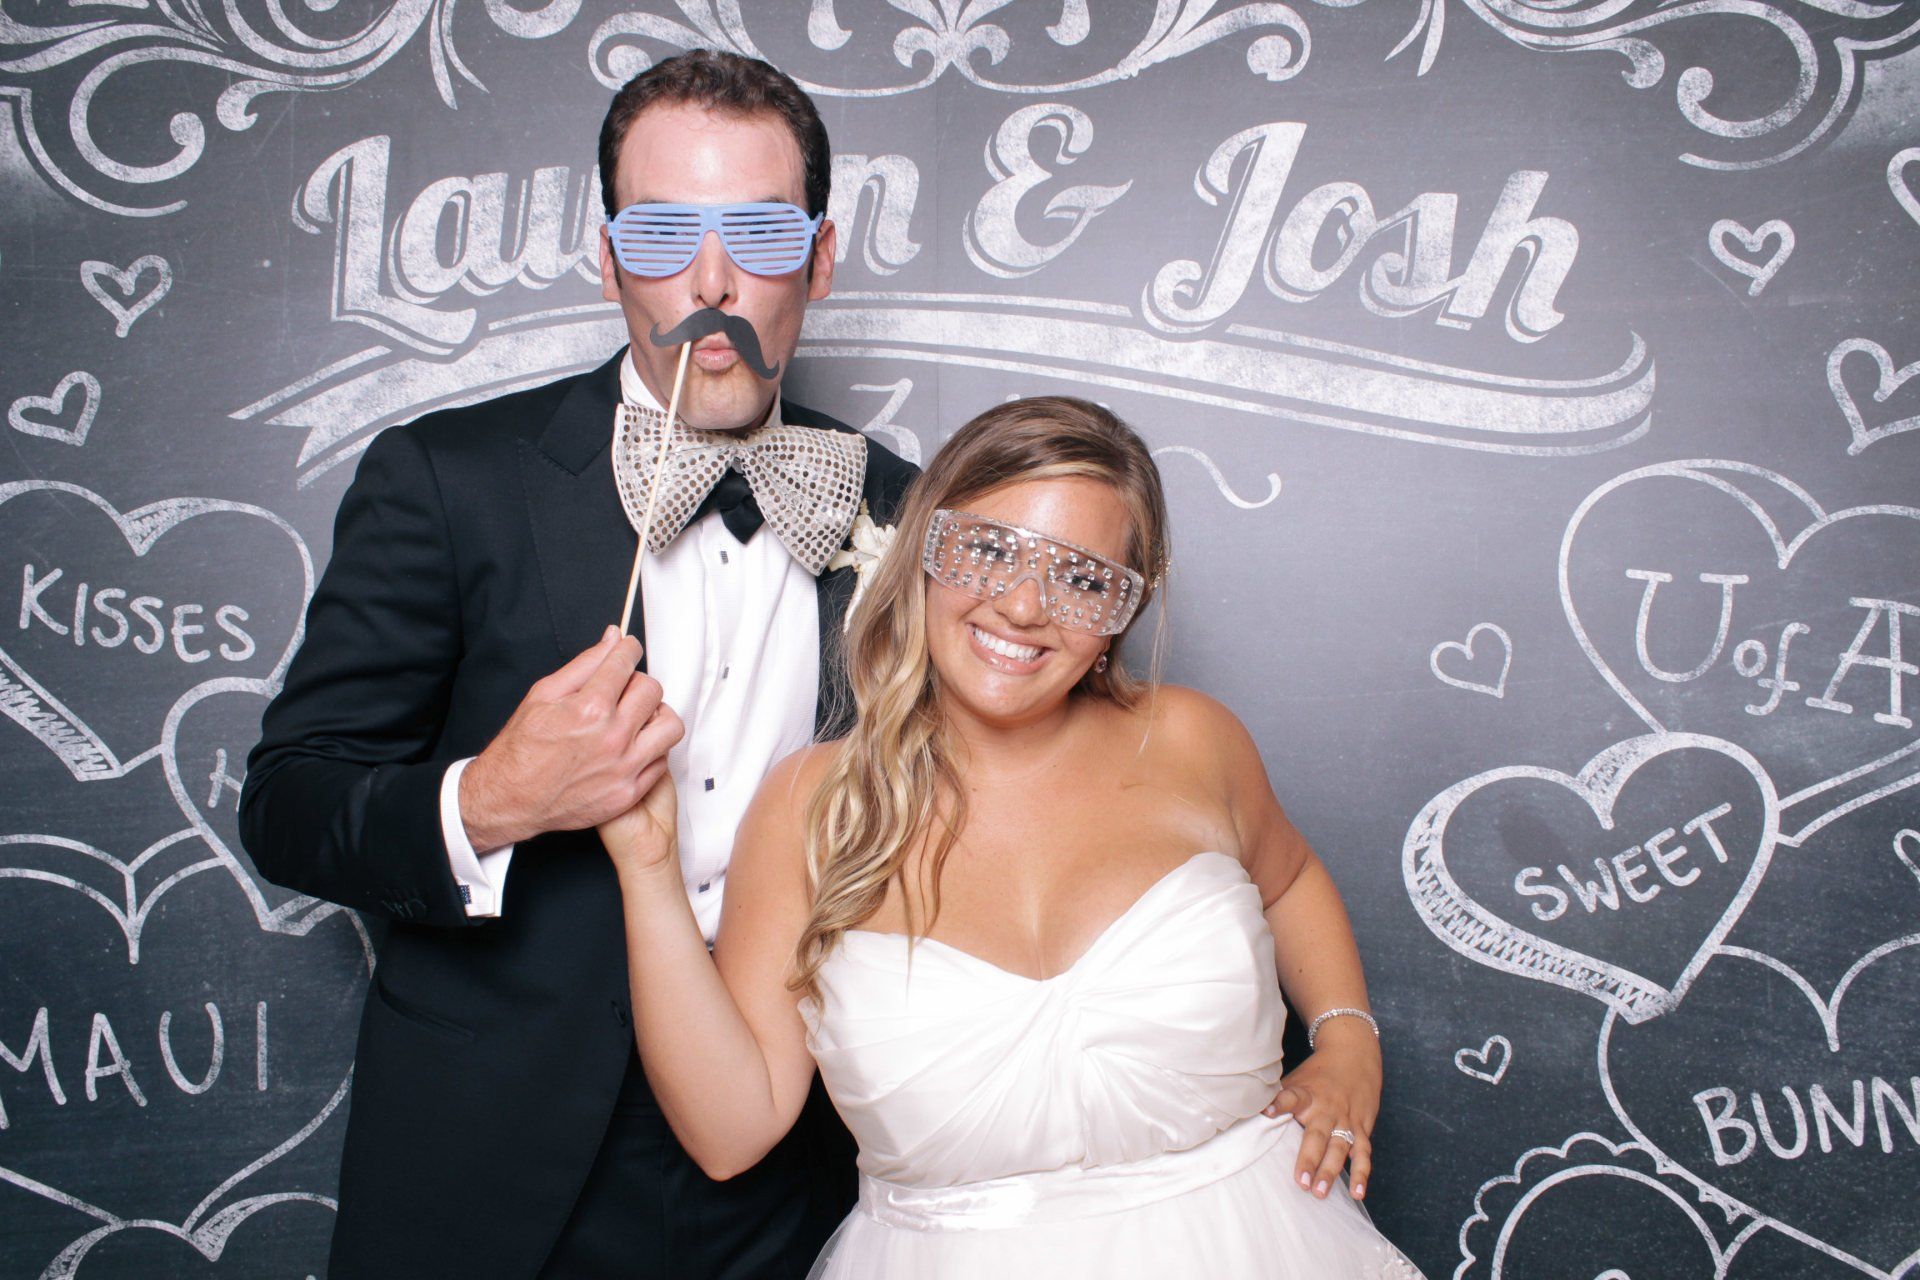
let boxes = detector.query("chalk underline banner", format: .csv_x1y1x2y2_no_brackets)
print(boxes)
233,295,1655,488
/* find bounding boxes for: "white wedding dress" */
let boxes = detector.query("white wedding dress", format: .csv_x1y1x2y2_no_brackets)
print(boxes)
802,852,1426,1278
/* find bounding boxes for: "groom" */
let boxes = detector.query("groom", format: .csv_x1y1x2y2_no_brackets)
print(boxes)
241,51,916,1279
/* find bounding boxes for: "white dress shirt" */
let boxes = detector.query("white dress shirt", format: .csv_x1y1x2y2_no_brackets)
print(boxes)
440,354,823,940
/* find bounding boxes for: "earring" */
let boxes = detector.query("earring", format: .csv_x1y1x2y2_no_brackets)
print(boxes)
1093,653,1109,675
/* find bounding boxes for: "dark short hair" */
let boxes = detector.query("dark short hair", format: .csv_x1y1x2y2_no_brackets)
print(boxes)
597,50,831,220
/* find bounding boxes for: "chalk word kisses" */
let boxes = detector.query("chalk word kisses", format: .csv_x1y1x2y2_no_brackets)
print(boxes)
18,563,257,664
0,1002,272,1129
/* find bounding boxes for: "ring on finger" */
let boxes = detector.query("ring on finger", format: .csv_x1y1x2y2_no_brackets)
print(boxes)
1328,1127,1356,1145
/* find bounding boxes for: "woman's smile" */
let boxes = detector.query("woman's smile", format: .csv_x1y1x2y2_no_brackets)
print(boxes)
967,621,1050,672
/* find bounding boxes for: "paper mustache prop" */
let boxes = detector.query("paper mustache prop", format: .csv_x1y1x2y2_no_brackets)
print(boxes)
648,307,781,380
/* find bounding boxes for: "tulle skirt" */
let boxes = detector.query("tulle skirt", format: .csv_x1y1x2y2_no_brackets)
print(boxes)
808,1116,1425,1279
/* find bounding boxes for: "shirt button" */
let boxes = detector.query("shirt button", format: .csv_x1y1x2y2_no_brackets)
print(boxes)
703,777,715,792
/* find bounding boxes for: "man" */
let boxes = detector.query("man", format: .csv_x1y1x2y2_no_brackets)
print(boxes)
241,50,917,1279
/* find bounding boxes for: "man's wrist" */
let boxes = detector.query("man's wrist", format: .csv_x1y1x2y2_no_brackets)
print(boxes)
459,753,524,852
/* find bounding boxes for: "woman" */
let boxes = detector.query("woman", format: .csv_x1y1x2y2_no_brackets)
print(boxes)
600,397,1425,1277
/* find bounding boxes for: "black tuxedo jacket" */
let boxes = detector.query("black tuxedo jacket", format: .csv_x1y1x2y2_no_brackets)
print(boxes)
240,351,918,1278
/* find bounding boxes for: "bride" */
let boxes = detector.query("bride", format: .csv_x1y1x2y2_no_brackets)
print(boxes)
598,397,1425,1277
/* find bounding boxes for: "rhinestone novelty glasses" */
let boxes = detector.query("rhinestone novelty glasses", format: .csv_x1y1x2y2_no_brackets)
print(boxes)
921,509,1146,637
606,202,824,278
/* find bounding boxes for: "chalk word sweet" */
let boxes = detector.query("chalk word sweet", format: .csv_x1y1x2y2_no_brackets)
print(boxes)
1512,802,1735,923
1405,733,1777,1023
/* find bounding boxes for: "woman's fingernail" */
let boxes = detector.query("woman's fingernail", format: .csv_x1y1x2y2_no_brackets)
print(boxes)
1298,1171,1311,1188
1315,1180,1329,1196
1353,1183,1366,1199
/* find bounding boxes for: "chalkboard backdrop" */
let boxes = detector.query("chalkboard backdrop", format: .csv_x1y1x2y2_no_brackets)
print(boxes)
3,1,1918,1275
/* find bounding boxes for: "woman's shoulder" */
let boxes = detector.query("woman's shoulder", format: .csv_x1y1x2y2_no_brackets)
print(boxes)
1138,685,1273,806
1142,683,1259,757
755,741,844,819
1106,685,1270,864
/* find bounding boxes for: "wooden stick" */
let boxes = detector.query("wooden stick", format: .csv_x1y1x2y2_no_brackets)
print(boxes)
617,340,693,637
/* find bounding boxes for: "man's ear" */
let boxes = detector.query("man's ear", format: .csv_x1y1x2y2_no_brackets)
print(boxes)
807,218,837,301
599,225,622,303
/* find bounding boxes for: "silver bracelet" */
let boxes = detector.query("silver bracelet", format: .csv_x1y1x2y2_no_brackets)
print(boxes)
1307,1007,1379,1050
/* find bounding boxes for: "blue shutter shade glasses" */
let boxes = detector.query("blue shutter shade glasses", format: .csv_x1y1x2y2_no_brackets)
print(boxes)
607,202,824,278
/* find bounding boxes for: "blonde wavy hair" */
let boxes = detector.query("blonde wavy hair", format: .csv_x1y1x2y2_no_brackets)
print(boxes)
791,396,1171,996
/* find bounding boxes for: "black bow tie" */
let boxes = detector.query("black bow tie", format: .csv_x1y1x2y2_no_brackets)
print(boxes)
692,468,765,544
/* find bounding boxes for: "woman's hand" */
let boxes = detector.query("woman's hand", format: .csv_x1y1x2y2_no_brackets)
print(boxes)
1263,1019,1383,1201
597,766,679,879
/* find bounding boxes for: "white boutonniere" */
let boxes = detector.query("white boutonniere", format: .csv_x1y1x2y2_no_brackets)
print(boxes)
827,502,897,631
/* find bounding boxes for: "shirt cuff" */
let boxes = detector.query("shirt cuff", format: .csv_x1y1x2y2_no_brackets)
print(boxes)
442,757,514,917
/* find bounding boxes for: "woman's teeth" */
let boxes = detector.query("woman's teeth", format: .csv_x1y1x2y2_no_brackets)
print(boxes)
971,625,1042,662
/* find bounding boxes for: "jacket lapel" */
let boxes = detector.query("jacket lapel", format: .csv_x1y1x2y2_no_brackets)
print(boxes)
520,351,642,666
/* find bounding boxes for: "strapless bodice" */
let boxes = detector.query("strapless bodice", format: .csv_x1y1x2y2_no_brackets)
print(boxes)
801,852,1286,1189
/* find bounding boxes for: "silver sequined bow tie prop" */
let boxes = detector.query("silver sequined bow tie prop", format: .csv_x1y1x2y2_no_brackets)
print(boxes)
612,404,867,575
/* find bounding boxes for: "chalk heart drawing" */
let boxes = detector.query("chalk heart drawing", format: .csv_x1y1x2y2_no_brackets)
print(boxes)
1897,830,1920,886
1430,623,1512,698
1453,1132,1735,1280
1890,148,1920,228
1716,802,1920,1005
162,678,331,935
1827,339,1920,456
1709,219,1794,296
80,255,172,337
37,1195,336,1278
0,865,369,1256
8,372,101,447
1560,460,1920,846
1404,732,1779,1024
0,482,312,782
1454,1035,1512,1085
1723,1231,1906,1280
1602,944,1920,1278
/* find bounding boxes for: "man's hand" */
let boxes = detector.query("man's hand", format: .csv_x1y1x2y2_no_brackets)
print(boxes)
460,626,685,850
